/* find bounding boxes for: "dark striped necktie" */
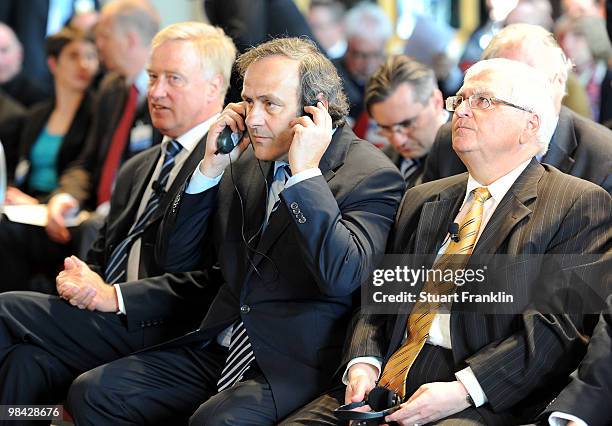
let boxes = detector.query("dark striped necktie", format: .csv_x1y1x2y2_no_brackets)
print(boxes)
217,163,291,391
105,140,182,284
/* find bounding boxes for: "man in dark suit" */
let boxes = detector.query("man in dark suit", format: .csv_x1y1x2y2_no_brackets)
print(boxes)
284,58,611,425
0,22,236,423
0,0,161,292
544,294,612,426
422,23,612,193
65,37,405,425
366,55,449,189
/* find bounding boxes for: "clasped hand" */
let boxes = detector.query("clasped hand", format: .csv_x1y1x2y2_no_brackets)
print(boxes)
56,255,119,312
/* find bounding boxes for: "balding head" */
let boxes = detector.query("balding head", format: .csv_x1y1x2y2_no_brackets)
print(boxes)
95,0,160,78
0,23,23,83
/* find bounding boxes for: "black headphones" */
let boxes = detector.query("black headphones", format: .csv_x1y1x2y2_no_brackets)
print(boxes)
334,387,402,425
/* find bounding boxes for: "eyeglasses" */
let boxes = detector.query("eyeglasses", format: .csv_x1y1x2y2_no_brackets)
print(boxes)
376,113,422,136
445,95,533,113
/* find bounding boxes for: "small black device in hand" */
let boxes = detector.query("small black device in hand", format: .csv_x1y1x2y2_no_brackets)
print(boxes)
334,386,402,425
215,126,243,155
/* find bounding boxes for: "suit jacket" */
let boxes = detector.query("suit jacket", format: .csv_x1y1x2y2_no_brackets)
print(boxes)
544,294,612,426
381,144,425,189
56,73,162,210
156,125,405,419
10,91,94,199
86,135,219,345
346,161,611,423
421,106,612,193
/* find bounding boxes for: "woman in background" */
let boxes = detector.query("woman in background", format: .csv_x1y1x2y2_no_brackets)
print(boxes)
6,26,99,204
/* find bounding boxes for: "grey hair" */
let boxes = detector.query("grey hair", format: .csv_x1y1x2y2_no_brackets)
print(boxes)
344,2,392,42
465,58,557,156
236,37,349,127
152,22,236,96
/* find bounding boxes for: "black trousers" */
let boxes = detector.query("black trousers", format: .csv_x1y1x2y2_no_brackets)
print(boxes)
67,344,278,426
280,345,520,425
0,291,195,426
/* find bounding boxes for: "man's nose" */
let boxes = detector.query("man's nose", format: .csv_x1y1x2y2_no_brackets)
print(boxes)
245,104,263,127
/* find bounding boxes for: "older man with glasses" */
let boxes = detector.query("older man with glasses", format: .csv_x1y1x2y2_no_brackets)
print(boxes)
281,57,611,426
365,55,449,188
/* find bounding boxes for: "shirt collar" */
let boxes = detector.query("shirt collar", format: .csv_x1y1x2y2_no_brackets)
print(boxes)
162,113,220,155
464,158,532,205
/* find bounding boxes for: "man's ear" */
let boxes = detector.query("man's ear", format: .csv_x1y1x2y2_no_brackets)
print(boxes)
520,113,540,144
47,57,58,75
431,88,444,110
314,92,329,109
204,73,224,102
125,29,140,50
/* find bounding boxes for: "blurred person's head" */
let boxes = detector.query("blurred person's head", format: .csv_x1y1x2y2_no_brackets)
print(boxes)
308,0,346,57
46,27,99,93
557,15,612,71
95,0,160,79
561,0,599,18
482,23,571,114
487,0,520,22
147,22,236,139
235,37,348,162
505,0,554,31
365,55,445,160
0,23,23,84
448,58,556,183
343,2,392,84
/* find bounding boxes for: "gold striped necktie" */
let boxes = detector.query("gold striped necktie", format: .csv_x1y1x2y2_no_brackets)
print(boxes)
378,187,491,398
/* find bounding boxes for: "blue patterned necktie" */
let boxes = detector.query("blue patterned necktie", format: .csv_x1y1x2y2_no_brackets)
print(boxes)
217,163,291,391
105,140,182,284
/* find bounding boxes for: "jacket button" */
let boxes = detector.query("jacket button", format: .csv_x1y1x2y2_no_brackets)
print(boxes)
240,305,250,314
290,202,299,209
298,217,306,224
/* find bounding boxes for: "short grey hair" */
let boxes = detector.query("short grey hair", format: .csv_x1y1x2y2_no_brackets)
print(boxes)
236,37,349,127
465,58,557,156
482,23,572,86
152,22,236,96
344,2,392,42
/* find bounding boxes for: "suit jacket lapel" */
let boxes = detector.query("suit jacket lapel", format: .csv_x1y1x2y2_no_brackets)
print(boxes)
472,159,542,255
252,126,351,264
542,107,576,174
244,158,272,246
121,149,159,229
149,134,208,225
